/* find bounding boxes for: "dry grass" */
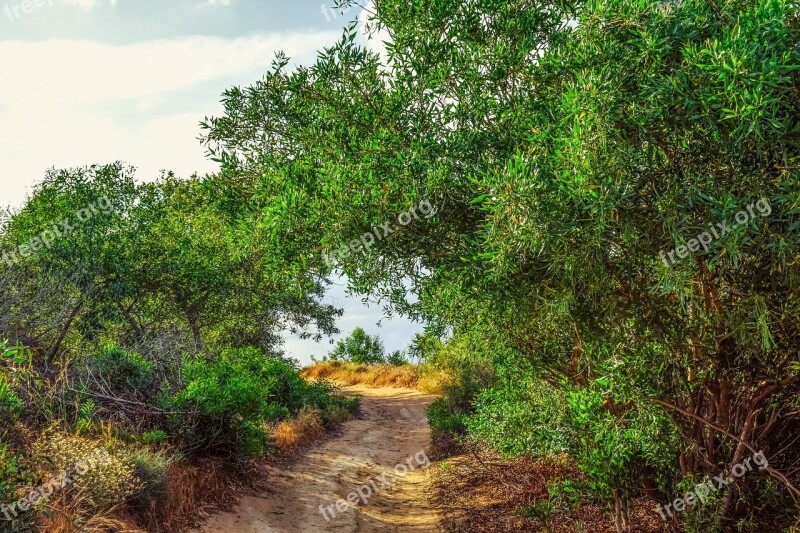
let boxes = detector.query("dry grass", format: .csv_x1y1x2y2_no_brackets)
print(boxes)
34,492,145,533
134,459,255,533
270,409,326,451
29,459,248,533
302,361,447,394
11,399,351,532
432,445,673,533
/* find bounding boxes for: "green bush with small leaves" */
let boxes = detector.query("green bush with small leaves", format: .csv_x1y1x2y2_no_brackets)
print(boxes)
170,347,357,458
90,346,155,392
465,373,571,457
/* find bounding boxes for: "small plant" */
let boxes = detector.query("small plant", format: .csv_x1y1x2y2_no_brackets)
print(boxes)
0,444,25,504
122,447,171,510
556,479,587,509
427,397,467,438
138,430,168,446
74,399,96,434
0,342,29,432
0,380,23,428
520,500,556,530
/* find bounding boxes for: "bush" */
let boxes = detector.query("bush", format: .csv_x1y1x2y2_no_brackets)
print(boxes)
427,397,466,439
90,346,155,392
299,379,358,423
0,343,28,432
427,361,494,440
465,374,571,457
0,444,25,505
169,350,282,458
34,432,142,511
169,347,356,458
566,385,680,502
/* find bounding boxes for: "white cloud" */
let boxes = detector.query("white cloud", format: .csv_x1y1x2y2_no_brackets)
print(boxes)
0,34,333,108
59,0,117,10
0,31,339,207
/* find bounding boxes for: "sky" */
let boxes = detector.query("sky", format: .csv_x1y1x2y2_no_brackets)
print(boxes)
0,0,424,365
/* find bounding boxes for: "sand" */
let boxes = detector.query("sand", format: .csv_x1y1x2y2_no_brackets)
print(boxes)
196,385,440,533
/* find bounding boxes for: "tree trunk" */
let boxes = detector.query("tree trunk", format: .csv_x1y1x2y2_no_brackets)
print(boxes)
46,298,85,367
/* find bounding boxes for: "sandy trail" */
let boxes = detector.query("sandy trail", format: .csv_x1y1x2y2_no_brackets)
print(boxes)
197,385,440,533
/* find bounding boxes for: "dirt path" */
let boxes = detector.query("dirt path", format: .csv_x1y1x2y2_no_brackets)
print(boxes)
197,385,440,533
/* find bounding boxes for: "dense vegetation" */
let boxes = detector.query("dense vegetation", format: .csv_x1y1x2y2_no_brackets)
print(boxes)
199,0,800,531
2,0,799,531
0,167,358,531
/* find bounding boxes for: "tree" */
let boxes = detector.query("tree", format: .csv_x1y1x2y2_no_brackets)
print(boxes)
386,350,407,366
203,1,800,529
0,164,342,368
327,328,386,365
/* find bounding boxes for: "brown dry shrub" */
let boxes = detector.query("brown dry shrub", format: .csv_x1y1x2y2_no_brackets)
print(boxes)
270,409,325,451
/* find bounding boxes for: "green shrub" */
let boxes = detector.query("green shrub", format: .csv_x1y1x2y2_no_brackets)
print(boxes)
0,342,27,432
90,346,155,392
319,395,360,426
566,384,680,502
0,380,23,428
170,348,309,458
169,353,275,457
0,444,25,504
427,397,466,439
169,347,352,458
427,359,495,444
299,379,359,425
465,374,571,457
